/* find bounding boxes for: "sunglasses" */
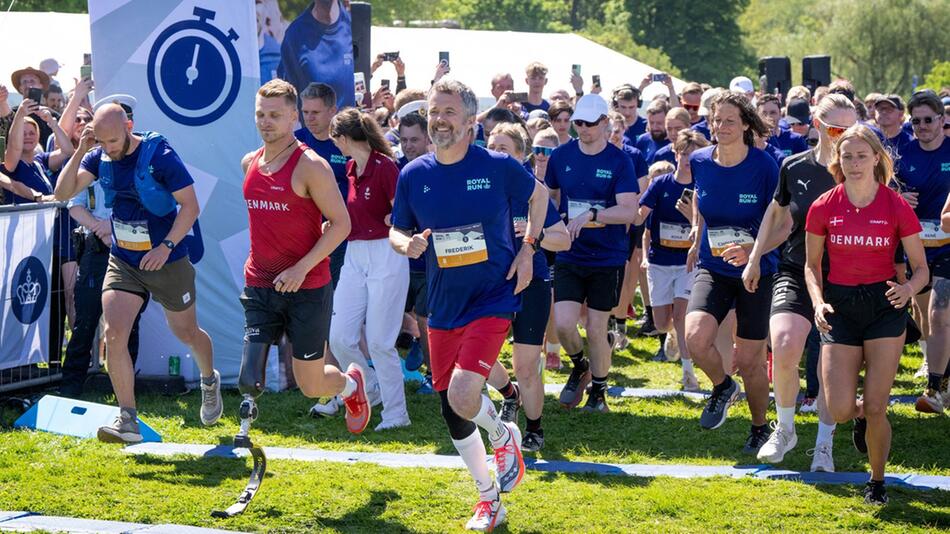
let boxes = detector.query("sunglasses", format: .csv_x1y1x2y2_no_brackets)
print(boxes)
815,118,848,138
532,146,554,156
573,118,602,128
910,115,941,126
683,103,700,111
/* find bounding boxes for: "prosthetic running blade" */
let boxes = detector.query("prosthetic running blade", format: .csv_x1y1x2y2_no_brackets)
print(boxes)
211,443,266,518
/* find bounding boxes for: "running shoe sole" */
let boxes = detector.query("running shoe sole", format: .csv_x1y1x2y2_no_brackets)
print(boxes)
914,395,944,414
96,427,143,444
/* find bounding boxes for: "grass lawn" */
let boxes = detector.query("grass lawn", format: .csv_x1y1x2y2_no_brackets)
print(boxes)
0,335,948,533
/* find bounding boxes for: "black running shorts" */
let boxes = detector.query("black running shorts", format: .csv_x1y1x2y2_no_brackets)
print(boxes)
240,284,332,360
687,267,773,341
770,269,814,321
405,270,428,316
513,277,551,346
554,261,623,312
820,281,908,346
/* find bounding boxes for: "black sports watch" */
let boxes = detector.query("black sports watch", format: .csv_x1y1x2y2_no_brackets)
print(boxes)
589,207,599,223
162,239,176,251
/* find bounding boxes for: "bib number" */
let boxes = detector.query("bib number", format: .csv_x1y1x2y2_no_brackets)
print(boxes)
567,199,606,228
113,219,152,251
920,220,950,248
707,226,753,257
433,223,488,268
659,222,692,249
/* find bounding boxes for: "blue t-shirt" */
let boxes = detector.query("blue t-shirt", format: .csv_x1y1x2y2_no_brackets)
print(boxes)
294,127,349,198
885,129,914,159
8,153,74,260
639,172,692,266
259,32,281,84
895,137,950,262
544,140,640,267
80,140,193,267
391,145,535,329
768,129,808,159
691,119,711,140
691,145,779,278
764,142,787,166
277,1,355,109
621,144,649,178
522,100,550,114
511,179,563,281
623,116,647,145
635,133,670,164
652,144,676,166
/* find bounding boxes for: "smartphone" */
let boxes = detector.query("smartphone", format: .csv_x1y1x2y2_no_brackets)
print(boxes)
592,74,601,88
354,71,366,95
572,64,582,77
383,51,399,62
83,53,92,66
381,79,390,90
679,188,694,203
439,51,450,69
652,73,667,82
510,92,529,103
80,64,92,80
27,87,43,105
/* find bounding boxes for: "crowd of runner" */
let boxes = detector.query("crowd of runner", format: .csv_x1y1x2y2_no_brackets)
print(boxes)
2,55,949,530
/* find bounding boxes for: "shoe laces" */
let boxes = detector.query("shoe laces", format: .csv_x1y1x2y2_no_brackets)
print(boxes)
493,428,515,472
706,386,729,412
472,499,496,521
201,377,217,404
501,398,519,421
806,442,832,457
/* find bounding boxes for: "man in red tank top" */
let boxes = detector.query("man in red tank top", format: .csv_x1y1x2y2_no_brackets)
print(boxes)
236,79,370,443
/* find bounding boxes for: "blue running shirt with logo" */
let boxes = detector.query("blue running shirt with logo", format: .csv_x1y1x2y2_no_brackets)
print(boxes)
639,172,693,266
895,137,950,262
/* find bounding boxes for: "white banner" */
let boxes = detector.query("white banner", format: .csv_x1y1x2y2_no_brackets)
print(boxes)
0,205,56,370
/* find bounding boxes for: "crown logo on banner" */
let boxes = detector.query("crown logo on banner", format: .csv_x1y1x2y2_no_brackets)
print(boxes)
16,269,41,306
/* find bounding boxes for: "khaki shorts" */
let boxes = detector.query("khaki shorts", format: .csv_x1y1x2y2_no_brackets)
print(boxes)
103,255,196,312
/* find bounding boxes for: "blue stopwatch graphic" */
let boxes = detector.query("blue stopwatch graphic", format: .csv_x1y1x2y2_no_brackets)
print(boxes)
147,7,241,126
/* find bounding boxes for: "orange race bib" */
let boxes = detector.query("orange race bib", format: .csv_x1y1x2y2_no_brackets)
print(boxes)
433,223,489,268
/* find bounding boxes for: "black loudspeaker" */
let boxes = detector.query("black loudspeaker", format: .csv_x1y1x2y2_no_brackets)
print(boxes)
802,55,831,94
351,2,372,107
758,56,791,99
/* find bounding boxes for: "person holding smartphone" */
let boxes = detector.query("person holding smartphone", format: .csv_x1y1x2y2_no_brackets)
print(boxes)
638,130,711,391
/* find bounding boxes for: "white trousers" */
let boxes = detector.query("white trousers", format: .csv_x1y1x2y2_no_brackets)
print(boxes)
329,238,410,424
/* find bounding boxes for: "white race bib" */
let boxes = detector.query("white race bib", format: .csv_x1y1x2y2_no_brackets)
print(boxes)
659,222,692,249
433,223,489,268
707,226,753,257
567,199,606,228
919,220,950,248
113,219,152,251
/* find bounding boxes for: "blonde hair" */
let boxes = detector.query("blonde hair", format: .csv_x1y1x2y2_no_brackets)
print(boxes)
814,93,855,122
526,62,548,77
786,85,811,103
534,127,559,147
488,122,530,159
666,107,691,125
23,117,40,136
828,124,893,185
647,161,675,184
673,129,711,154
258,78,297,107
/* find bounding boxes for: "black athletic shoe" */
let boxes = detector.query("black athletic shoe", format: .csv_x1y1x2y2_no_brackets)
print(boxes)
743,425,771,454
521,430,545,452
650,345,667,362
500,386,521,424
852,417,868,455
864,480,888,505
699,379,740,430
559,365,592,409
637,315,659,337
581,392,610,413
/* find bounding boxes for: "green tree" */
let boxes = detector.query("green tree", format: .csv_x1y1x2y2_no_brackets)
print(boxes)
918,61,950,94
449,0,561,32
12,0,86,12
578,0,680,77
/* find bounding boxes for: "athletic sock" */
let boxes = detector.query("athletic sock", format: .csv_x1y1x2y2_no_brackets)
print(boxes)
545,342,560,354
590,375,608,396
201,373,216,386
927,372,943,391
617,318,628,336
712,375,734,395
919,340,928,359
526,416,543,434
816,421,836,444
776,405,796,431
644,305,653,321
498,380,518,400
340,373,357,398
751,422,769,433
658,332,667,346
120,407,137,421
569,350,589,372
452,429,497,501
681,358,695,375
472,394,508,446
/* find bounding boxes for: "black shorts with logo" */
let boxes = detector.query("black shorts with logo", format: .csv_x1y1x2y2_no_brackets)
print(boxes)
820,281,908,346
770,269,815,320
554,261,623,312
688,268,773,341
240,283,332,360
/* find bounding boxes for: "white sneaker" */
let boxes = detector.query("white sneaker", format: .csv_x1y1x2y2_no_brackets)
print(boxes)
374,417,411,431
664,333,681,362
199,369,223,425
465,494,506,532
799,397,818,414
756,423,798,463
309,396,341,418
914,359,929,379
808,441,835,472
681,374,700,393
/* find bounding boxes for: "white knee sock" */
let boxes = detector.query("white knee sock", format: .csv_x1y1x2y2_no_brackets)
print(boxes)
340,373,357,398
471,394,507,446
452,429,497,500
776,405,796,431
816,421,836,445
681,358,695,375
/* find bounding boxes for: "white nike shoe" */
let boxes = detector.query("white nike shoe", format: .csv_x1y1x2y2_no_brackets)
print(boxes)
808,441,835,472
374,417,411,431
309,396,341,418
756,422,798,463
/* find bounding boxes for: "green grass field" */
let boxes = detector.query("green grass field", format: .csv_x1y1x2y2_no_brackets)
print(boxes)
1,336,948,533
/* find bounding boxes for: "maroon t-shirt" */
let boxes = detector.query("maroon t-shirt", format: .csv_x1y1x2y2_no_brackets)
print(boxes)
805,182,921,286
345,151,399,241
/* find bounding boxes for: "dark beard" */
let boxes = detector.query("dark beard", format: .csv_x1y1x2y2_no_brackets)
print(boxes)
650,131,667,142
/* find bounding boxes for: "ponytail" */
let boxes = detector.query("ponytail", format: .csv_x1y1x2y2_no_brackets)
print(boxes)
330,107,395,160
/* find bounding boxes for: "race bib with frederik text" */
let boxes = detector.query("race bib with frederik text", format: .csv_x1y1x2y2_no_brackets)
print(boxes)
433,223,489,268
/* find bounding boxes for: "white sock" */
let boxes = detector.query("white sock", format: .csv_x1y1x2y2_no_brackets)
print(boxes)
452,429,497,501
546,342,560,354
816,421,836,444
776,405,796,431
681,358,695,375
920,340,928,358
340,374,357,398
472,395,507,446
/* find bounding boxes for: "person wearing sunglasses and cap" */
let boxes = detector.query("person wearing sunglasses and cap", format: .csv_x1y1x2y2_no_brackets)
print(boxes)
743,94,857,472
875,94,914,158
679,82,705,126
894,89,950,415
544,93,640,413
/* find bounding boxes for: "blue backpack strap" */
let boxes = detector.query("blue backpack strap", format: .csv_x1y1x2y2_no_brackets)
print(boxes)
133,132,178,217
98,152,117,209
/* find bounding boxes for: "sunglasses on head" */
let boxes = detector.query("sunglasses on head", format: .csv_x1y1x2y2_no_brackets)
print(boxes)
911,115,941,126
573,118,602,128
815,118,847,138
683,103,700,111
532,146,554,156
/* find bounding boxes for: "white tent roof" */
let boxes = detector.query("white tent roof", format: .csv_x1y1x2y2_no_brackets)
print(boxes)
369,26,686,107
0,12,91,102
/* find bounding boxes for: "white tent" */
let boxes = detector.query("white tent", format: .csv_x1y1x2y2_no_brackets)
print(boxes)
0,12,91,103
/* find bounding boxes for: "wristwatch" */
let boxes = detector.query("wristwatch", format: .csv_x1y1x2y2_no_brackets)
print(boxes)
162,239,175,251
589,207,599,223
523,235,540,252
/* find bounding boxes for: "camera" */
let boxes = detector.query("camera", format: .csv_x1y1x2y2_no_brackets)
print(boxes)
383,51,399,62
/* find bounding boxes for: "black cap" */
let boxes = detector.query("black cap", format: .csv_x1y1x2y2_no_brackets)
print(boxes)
785,98,810,125
874,94,905,111
908,89,943,115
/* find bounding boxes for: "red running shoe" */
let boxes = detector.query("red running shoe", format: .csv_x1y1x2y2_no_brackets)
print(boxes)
343,364,371,434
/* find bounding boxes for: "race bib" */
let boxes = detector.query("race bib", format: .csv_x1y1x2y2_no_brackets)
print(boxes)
919,220,950,248
567,199,606,228
433,223,488,268
707,226,753,257
113,219,152,251
659,222,692,249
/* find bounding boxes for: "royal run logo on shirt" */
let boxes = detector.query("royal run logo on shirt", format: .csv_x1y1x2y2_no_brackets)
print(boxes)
466,178,491,191
941,162,950,172
330,154,348,165
738,193,758,204
595,168,613,179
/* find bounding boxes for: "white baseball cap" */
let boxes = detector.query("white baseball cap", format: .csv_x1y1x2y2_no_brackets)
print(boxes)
39,58,61,75
570,94,609,123
729,76,754,94
699,87,724,117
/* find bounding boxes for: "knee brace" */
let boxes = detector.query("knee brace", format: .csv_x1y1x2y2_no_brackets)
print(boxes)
439,389,476,440
238,342,269,399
